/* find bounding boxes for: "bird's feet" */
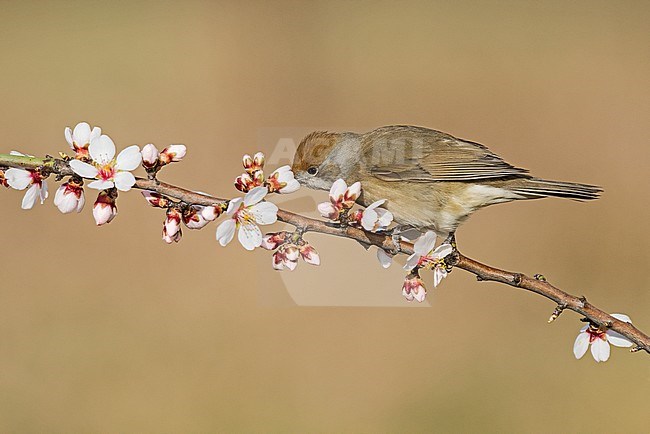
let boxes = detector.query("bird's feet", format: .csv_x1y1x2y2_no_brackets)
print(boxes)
443,232,457,251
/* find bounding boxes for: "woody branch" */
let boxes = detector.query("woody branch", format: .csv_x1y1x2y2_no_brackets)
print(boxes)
1,153,649,356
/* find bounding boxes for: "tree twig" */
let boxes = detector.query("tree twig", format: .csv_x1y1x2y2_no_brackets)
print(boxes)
2,154,648,355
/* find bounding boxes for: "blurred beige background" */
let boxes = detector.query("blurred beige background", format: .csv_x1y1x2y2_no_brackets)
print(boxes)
1,1,649,432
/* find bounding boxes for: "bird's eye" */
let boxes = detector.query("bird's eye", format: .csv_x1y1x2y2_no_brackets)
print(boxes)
307,166,318,175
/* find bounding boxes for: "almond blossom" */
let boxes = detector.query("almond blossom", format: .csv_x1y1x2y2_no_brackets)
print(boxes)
182,206,211,230
318,179,361,220
4,152,48,210
358,199,393,231
265,165,300,194
402,274,427,302
234,152,299,195
93,190,117,226
243,152,265,174
216,186,278,250
261,231,320,271
573,313,634,362
235,170,264,193
163,207,182,244
65,122,101,160
69,134,141,191
53,181,85,214
404,231,453,287
141,144,160,169
159,145,186,165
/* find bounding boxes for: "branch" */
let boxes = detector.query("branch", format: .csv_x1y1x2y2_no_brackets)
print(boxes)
2,154,649,355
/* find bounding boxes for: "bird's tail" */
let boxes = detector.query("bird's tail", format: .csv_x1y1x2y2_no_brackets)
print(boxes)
510,177,602,201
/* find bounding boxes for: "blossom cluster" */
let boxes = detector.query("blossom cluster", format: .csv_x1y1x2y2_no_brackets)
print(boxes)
0,123,638,363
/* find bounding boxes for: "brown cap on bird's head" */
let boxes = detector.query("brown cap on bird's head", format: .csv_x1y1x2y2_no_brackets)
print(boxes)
291,131,339,175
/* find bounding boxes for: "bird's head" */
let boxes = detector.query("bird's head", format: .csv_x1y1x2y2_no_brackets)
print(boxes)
292,131,360,191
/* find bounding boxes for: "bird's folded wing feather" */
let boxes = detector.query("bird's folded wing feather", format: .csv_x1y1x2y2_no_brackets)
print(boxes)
367,131,529,182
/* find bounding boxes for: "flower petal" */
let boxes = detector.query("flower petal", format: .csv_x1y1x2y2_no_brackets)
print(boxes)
249,201,278,225
346,181,361,199
606,330,634,348
361,208,378,231
279,178,300,194
115,145,142,171
329,179,347,199
65,127,73,147
573,332,590,359
113,171,136,191
89,135,116,164
88,180,115,190
89,126,102,142
69,160,99,179
226,198,243,216
414,231,437,255
376,208,393,228
377,249,393,268
21,184,39,209
590,338,610,362
39,181,48,203
216,219,236,246
317,202,339,219
243,186,268,206
4,168,32,190
72,122,91,145
611,313,632,323
433,267,447,287
432,243,454,259
404,253,420,270
237,223,263,250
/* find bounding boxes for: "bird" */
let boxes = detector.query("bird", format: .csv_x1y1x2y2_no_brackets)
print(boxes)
291,125,601,247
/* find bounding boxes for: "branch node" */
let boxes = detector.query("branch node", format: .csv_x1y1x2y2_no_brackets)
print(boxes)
512,273,523,286
534,273,547,282
578,296,587,308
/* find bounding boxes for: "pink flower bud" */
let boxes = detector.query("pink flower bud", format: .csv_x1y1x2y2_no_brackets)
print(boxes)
183,206,210,230
141,144,160,168
200,205,223,221
243,152,265,174
163,208,182,243
159,144,187,164
299,244,320,266
261,232,288,250
234,172,254,193
141,191,170,208
93,190,117,226
272,244,300,271
402,274,426,303
54,181,85,214
342,181,361,209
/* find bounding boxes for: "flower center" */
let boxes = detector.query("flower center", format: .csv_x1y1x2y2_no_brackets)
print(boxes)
29,171,43,187
587,327,606,343
235,205,255,224
96,162,117,181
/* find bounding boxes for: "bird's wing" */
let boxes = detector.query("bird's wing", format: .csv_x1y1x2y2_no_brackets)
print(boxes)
365,126,530,182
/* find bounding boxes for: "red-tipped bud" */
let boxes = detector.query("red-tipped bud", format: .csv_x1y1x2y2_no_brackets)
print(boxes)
159,144,187,165
141,144,160,169
163,207,182,243
93,190,117,226
54,181,85,214
141,191,170,208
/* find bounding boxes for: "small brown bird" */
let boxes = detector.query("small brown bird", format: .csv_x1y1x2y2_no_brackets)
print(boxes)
292,125,601,245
